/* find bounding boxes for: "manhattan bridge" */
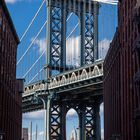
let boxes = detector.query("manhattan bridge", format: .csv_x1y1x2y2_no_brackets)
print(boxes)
18,0,118,139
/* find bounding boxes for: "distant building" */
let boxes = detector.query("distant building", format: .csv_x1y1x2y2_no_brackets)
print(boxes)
0,0,24,140
104,0,140,140
22,128,28,140
70,129,77,140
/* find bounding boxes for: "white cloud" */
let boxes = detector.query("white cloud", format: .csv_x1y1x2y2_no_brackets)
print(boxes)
5,0,37,4
66,109,78,117
5,0,24,4
38,131,44,136
101,128,104,139
5,0,17,3
100,103,104,116
33,36,80,67
33,38,46,54
100,103,104,139
92,0,118,5
66,36,80,67
23,110,44,120
98,38,111,59
32,37,111,66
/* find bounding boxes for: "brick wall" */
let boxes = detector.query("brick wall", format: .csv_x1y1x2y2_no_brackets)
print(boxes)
0,1,21,140
104,0,140,140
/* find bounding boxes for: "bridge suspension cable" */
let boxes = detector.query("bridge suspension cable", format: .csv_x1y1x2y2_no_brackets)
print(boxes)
23,21,80,81
17,13,73,67
17,20,47,66
20,13,78,82
66,23,79,40
22,3,116,81
66,13,73,22
20,0,46,42
23,49,46,78
23,21,79,81
28,67,44,84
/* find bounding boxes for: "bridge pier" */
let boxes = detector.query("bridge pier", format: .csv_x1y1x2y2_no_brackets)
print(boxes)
84,102,101,140
79,106,86,140
94,102,101,140
45,99,102,140
46,95,52,140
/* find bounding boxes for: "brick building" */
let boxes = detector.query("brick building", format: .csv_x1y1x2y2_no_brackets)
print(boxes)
0,0,23,140
104,0,140,140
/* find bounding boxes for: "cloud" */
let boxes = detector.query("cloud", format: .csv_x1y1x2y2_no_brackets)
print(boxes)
5,0,17,3
100,103,104,116
32,36,80,66
66,36,111,66
100,103,104,139
33,38,46,54
5,0,24,4
101,128,104,139
67,109,78,117
66,36,80,67
98,38,111,59
92,0,118,5
38,131,44,136
32,37,111,67
5,0,38,4
23,110,44,120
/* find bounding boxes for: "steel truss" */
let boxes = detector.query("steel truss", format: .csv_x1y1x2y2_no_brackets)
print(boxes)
46,0,99,73
23,0,101,139
47,97,102,140
50,103,61,139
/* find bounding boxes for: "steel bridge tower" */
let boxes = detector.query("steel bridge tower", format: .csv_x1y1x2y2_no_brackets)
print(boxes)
45,0,101,140
46,0,99,73
25,0,102,140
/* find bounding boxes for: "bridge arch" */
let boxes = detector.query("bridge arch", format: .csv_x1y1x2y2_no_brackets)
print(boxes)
70,72,77,82
61,75,67,85
81,69,88,79
92,65,101,76
66,12,80,68
66,108,79,140
52,78,58,87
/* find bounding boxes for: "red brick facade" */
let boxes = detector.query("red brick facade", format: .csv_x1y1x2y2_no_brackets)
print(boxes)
0,1,22,140
104,0,140,140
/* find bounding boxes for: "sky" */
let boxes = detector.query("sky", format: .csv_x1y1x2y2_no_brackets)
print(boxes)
5,0,118,139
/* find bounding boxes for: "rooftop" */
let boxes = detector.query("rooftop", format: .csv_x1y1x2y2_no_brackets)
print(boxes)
0,0,19,44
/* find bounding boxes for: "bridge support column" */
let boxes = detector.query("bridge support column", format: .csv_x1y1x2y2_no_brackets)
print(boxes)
94,103,101,140
46,95,52,140
83,101,101,140
93,2,99,61
79,107,86,140
60,103,67,140
47,98,65,140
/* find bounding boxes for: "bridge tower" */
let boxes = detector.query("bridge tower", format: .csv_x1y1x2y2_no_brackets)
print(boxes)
46,0,99,74
45,0,100,140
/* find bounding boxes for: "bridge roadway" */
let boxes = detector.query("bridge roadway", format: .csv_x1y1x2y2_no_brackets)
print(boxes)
22,60,103,113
